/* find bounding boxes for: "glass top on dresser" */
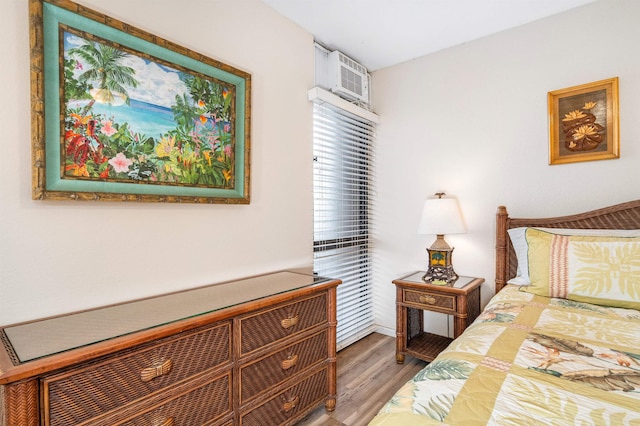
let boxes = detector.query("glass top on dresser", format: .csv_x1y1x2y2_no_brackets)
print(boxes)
1,271,330,363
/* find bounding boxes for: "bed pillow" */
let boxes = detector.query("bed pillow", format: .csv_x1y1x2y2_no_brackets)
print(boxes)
507,227,640,285
523,228,640,309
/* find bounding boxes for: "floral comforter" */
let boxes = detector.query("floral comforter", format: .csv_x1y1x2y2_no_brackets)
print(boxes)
370,286,640,425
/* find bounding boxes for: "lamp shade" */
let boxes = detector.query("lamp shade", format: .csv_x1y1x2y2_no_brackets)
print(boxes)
418,196,466,235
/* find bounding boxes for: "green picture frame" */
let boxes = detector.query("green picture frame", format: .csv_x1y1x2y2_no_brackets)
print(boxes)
30,0,251,203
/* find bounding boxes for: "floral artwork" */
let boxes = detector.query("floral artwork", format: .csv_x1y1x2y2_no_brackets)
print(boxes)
31,0,250,203
548,78,619,165
62,28,235,188
561,100,605,152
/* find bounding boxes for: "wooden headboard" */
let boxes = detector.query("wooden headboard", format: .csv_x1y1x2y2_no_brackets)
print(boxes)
495,199,640,293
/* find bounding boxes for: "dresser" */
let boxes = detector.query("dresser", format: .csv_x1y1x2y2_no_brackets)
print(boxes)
0,271,340,426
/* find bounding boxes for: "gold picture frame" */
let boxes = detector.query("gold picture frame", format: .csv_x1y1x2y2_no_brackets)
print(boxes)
548,77,619,165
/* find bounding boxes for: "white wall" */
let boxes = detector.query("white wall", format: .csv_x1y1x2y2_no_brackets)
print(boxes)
372,0,640,336
0,0,315,325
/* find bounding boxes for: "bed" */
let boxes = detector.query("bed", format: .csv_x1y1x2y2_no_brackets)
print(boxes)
370,199,640,425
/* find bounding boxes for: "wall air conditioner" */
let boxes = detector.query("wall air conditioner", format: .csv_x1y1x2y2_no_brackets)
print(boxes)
327,50,370,104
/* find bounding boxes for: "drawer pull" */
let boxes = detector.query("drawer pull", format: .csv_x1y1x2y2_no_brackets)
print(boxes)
282,354,299,370
155,418,174,426
281,315,299,329
141,359,173,382
283,396,299,413
419,295,436,305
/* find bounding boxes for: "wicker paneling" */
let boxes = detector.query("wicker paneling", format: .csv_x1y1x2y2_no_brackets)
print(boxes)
407,332,452,361
1,380,39,426
239,294,327,354
43,322,231,426
466,287,481,327
120,374,231,426
403,289,455,314
240,330,328,403
240,368,328,426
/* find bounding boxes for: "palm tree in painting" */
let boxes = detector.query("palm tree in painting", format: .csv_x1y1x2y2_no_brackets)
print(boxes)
70,42,139,112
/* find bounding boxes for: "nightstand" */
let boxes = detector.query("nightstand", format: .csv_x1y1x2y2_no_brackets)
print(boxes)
393,272,484,363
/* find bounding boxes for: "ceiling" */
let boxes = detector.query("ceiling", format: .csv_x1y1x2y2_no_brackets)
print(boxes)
262,0,596,71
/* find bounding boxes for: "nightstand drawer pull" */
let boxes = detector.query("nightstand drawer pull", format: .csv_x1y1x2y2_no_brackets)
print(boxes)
282,354,299,370
141,359,173,382
281,315,299,329
420,296,437,305
283,396,299,413
154,418,174,426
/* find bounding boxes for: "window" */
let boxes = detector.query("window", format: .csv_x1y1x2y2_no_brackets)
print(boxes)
312,99,376,350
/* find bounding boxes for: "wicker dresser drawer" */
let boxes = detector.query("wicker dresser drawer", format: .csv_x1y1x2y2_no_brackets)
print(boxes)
240,367,328,426
42,322,231,426
239,293,327,355
119,372,232,426
404,289,455,314
240,329,328,403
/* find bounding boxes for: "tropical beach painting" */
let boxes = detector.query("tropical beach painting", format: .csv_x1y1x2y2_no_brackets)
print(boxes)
31,0,250,203
63,27,235,188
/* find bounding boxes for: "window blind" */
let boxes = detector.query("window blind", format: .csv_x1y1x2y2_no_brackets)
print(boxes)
312,100,376,350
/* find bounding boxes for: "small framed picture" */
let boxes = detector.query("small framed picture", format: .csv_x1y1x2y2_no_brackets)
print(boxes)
548,77,619,165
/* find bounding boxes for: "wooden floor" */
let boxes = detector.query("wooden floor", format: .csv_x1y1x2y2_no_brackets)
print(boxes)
297,333,427,426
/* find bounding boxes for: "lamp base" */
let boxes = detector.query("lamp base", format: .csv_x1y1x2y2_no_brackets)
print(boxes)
422,265,459,283
422,247,459,283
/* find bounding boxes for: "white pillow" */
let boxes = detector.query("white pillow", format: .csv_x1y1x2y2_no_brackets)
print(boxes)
507,227,640,285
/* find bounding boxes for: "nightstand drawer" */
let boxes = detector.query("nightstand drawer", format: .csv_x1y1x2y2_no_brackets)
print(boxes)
403,289,455,314
239,293,327,355
43,322,231,426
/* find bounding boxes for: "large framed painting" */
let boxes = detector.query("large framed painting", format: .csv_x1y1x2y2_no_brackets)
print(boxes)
547,77,619,165
30,0,251,203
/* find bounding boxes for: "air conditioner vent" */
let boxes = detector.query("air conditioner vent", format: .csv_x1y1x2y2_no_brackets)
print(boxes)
338,53,366,75
327,50,369,104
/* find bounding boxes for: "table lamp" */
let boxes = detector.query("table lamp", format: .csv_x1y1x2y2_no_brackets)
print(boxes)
418,192,466,283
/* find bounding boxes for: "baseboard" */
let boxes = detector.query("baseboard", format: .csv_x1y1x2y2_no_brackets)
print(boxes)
374,325,395,338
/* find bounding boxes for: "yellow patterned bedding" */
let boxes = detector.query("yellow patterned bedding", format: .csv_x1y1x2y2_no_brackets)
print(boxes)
370,285,640,425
